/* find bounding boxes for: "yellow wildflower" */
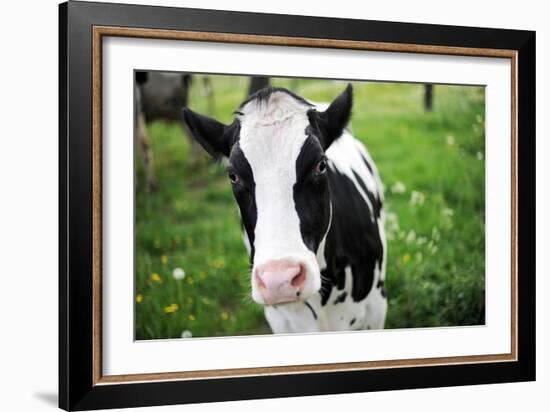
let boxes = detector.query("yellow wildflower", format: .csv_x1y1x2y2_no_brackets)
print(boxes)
211,258,225,270
136,294,143,304
221,311,229,321
150,273,162,283
188,314,196,321
164,303,179,314
186,276,194,285
161,255,168,265
402,254,411,264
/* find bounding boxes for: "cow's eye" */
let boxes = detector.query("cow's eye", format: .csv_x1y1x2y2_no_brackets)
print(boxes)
315,159,327,175
228,172,239,183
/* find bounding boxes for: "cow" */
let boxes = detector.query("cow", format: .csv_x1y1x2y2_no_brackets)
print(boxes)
135,71,214,192
182,84,387,333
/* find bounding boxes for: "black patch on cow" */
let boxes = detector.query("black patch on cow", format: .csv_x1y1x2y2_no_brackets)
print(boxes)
323,167,383,302
360,152,375,175
238,87,314,110
377,280,388,299
228,144,257,262
351,261,375,302
352,170,382,219
360,154,384,213
334,258,348,290
320,257,350,306
293,135,331,252
334,291,347,305
350,318,356,326
304,301,318,320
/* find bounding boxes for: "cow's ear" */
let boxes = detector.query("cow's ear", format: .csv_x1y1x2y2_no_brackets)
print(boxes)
307,83,353,150
181,107,239,160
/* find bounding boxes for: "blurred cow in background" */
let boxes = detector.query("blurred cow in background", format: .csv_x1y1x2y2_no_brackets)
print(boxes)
135,71,214,192
135,73,275,193
139,71,192,122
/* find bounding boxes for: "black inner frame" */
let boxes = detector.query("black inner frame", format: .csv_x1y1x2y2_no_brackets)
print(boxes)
59,1,536,410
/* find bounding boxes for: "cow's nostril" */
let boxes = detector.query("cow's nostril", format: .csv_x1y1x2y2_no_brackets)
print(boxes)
291,266,306,287
255,271,266,289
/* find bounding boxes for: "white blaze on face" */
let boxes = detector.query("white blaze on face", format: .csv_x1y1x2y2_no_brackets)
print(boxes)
238,92,321,304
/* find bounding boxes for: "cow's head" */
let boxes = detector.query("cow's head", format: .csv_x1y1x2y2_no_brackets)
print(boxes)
182,85,353,305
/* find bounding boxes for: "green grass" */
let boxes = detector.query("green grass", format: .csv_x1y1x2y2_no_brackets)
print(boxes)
135,76,485,339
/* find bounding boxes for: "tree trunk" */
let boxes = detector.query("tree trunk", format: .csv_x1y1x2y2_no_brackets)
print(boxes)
248,76,270,96
424,84,434,112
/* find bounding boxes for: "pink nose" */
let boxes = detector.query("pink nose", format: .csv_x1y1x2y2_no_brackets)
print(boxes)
255,260,307,305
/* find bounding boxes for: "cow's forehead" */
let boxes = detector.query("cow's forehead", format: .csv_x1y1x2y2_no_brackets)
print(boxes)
237,91,313,170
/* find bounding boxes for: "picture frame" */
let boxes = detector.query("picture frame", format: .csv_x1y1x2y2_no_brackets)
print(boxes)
59,1,536,410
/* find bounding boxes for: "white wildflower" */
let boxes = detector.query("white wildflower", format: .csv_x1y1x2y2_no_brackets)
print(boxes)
391,181,406,194
431,227,441,241
446,135,455,146
181,330,193,339
476,151,484,160
173,267,186,280
386,211,398,224
441,207,454,229
385,212,400,235
406,230,417,244
410,190,426,206
427,240,438,255
416,236,428,246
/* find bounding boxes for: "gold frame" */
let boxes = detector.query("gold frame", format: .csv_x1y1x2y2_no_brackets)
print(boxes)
92,26,518,385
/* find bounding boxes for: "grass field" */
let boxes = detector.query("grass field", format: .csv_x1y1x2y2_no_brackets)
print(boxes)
135,75,485,340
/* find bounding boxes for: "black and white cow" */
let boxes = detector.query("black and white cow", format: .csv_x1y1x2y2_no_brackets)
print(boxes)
182,84,387,333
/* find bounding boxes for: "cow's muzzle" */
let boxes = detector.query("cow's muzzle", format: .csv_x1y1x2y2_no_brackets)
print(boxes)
254,259,307,305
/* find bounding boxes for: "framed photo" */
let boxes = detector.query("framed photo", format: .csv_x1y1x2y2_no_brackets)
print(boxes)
59,1,535,410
